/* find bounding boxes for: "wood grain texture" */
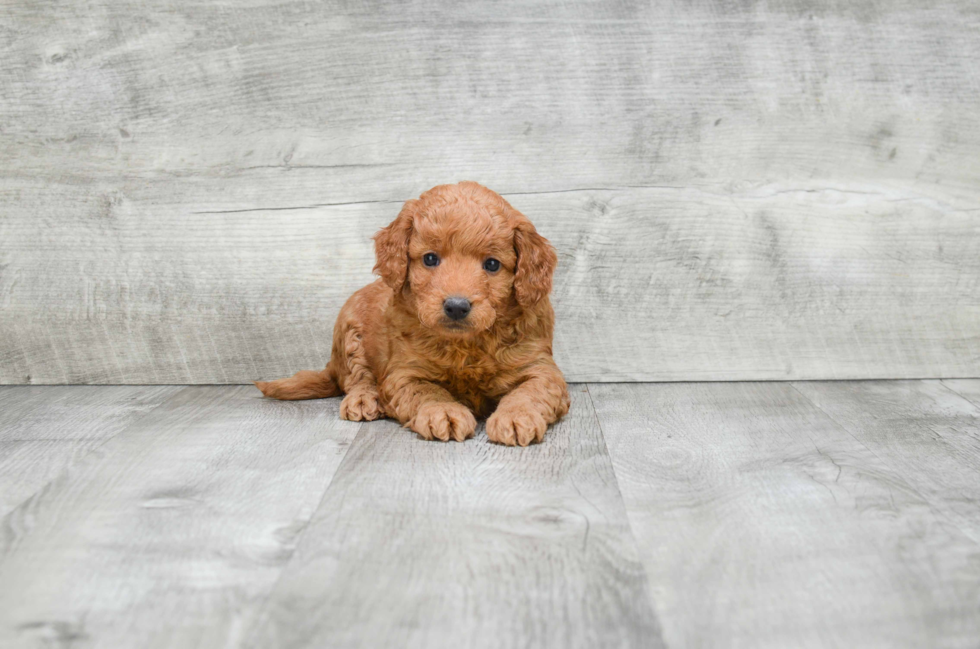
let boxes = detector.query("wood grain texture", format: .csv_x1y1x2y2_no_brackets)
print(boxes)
589,382,980,649
794,379,980,544
246,387,664,649
0,385,178,442
0,386,358,649
0,385,179,516
2,1,979,383
0,440,112,518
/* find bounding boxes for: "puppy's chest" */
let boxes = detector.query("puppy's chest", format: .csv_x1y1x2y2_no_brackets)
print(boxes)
438,349,498,389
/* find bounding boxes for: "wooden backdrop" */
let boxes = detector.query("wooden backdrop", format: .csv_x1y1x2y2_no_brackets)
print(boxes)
1,1,978,384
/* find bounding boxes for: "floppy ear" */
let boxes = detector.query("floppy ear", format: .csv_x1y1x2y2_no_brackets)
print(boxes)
373,199,417,291
511,210,558,307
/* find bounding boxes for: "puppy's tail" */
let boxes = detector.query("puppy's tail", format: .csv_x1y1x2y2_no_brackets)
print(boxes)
254,368,341,400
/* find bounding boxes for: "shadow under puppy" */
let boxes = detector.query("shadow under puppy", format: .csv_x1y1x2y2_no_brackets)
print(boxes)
256,181,570,446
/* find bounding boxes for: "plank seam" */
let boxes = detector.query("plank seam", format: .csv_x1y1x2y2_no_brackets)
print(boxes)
239,418,369,641
584,382,672,649
191,199,404,214
939,379,980,410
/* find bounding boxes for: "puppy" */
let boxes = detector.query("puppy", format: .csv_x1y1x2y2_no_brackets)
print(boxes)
255,181,570,446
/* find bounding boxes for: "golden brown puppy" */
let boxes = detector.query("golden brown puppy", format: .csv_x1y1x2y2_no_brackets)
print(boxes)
255,181,570,446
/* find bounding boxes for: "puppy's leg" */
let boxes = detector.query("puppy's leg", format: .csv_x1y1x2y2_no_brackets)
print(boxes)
338,328,383,422
255,368,340,400
382,374,476,442
486,363,570,447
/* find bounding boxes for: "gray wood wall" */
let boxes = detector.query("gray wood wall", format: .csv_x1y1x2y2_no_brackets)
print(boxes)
1,0,978,384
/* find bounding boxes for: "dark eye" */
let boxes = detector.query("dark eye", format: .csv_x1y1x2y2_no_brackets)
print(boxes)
423,252,440,267
483,258,501,272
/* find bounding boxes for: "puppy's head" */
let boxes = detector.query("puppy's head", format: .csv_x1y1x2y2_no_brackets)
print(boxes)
373,181,557,336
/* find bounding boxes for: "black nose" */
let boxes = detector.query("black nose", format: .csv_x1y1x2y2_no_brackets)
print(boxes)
443,297,471,321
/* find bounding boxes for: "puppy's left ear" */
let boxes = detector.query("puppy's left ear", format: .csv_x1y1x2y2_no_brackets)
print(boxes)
373,199,417,291
511,208,558,307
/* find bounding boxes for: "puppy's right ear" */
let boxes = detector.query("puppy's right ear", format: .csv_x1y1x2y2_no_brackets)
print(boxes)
511,210,558,308
373,199,417,291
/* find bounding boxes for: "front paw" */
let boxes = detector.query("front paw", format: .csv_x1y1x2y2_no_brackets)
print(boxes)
410,401,476,442
486,405,548,447
340,389,382,421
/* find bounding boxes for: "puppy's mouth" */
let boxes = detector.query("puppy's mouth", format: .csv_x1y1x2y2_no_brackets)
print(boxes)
439,320,472,333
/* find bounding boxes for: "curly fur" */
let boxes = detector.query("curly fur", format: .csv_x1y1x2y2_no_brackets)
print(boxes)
255,181,570,446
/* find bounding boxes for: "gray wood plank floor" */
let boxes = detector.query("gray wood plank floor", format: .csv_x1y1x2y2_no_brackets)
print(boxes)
590,382,980,649
0,380,978,648
0,386,180,517
247,388,663,649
